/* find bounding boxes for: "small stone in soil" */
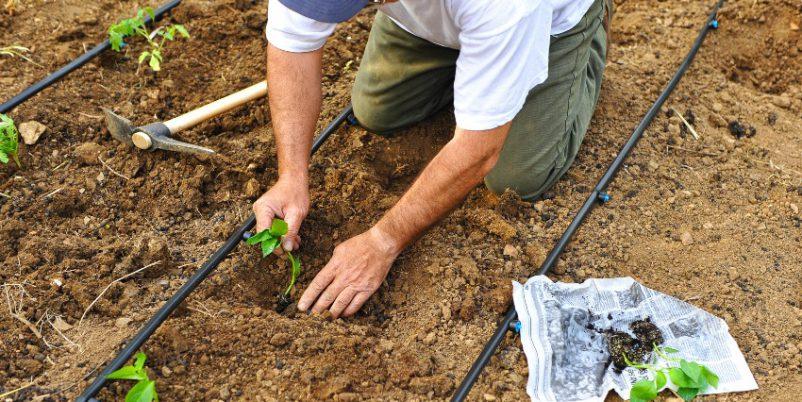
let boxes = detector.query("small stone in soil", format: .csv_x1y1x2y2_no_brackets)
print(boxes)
19,121,47,145
680,232,694,245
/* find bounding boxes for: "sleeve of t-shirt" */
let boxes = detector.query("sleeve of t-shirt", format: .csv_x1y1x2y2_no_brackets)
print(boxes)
266,0,337,52
453,2,553,131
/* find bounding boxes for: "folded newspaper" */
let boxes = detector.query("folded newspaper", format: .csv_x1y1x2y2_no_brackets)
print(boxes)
512,276,758,402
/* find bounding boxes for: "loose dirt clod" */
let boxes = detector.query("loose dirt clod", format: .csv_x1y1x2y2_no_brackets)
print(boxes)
606,318,664,372
727,120,757,139
73,142,104,165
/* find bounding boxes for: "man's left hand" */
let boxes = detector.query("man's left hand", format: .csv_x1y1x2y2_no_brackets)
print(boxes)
297,227,401,318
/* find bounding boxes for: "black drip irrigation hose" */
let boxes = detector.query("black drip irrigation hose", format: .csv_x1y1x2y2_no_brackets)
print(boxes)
76,105,355,402
0,0,183,114
451,1,724,400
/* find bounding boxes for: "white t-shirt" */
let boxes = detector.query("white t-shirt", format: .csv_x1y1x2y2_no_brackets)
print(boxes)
266,0,594,130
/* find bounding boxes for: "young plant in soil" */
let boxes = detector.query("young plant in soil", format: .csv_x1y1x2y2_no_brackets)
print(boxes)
108,7,189,72
1,45,39,66
246,218,302,309
0,114,20,167
106,352,159,402
625,345,719,402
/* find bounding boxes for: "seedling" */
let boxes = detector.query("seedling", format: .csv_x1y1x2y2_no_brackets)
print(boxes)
246,219,302,304
625,345,719,402
108,7,189,72
0,45,40,66
106,352,159,402
0,114,20,167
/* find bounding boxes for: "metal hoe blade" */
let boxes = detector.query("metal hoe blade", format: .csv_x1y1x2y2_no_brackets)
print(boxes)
102,108,135,147
102,108,216,155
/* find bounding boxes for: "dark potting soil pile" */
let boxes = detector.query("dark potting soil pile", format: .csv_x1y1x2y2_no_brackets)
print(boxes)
606,318,664,372
2,0,802,400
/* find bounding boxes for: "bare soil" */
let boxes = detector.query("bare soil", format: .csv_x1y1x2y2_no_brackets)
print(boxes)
1,0,801,401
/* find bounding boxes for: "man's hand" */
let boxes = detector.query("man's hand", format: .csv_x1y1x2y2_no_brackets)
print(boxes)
255,44,323,252
297,122,512,317
253,177,309,252
297,227,400,318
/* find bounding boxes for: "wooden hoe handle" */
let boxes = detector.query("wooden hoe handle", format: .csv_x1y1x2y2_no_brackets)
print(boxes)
164,81,268,134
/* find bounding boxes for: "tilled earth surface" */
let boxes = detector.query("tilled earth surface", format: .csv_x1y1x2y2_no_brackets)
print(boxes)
1,0,801,400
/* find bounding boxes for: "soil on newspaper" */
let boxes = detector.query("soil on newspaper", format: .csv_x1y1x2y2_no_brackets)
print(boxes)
1,0,801,400
606,318,664,372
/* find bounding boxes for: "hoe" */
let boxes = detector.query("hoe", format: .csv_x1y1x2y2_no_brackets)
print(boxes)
103,81,267,155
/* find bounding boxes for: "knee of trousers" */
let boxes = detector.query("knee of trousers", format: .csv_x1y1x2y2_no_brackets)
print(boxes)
484,161,561,202
351,88,399,136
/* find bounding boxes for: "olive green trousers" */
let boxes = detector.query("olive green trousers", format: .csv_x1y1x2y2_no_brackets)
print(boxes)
352,0,609,200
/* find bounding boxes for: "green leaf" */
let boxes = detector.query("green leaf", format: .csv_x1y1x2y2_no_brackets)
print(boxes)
669,367,693,388
143,7,156,22
126,379,157,402
134,352,147,370
0,114,19,163
701,365,719,389
0,113,13,127
676,387,700,401
655,370,667,391
162,27,176,41
174,24,190,38
662,346,679,354
260,237,279,257
110,31,125,51
106,366,147,381
149,55,161,71
680,360,703,385
269,219,289,236
138,51,150,64
246,230,272,245
630,379,658,401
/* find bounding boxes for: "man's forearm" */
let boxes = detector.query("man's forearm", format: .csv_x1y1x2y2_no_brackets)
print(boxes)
267,44,324,181
373,124,511,254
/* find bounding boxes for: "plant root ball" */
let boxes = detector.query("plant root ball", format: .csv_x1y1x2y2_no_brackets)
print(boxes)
606,318,664,372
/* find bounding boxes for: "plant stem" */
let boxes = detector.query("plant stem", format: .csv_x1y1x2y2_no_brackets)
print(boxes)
284,251,295,297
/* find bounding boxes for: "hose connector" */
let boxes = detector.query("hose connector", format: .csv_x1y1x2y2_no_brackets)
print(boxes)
597,192,612,204
346,113,359,126
709,19,719,29
509,320,522,333
242,231,253,241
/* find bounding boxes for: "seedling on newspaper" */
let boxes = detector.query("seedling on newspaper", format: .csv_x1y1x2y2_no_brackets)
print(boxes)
108,7,189,72
106,352,159,402
246,218,302,307
625,345,719,402
0,114,20,167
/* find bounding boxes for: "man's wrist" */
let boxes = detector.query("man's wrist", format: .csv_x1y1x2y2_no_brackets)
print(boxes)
277,168,309,185
369,223,405,257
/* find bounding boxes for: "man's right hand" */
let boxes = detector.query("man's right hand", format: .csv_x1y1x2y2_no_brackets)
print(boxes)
253,177,309,253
